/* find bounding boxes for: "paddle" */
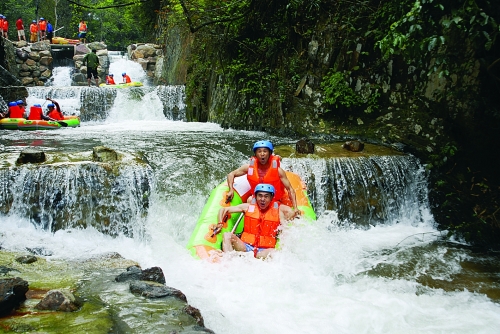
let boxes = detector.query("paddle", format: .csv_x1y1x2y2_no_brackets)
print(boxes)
204,212,244,243
230,213,244,234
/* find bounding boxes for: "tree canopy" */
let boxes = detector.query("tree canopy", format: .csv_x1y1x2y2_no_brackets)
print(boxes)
0,0,162,50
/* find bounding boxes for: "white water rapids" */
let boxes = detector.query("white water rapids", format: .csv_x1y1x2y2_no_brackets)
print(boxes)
1,59,499,333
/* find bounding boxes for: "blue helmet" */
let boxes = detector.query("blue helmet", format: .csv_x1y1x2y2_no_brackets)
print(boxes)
40,17,44,20
109,74,113,77
122,72,126,76
16,100,25,105
8,101,17,107
253,140,274,153
34,104,41,107
47,103,55,108
254,184,275,196
32,20,36,23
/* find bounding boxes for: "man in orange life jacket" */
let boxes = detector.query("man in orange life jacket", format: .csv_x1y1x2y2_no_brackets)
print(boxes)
218,184,296,258
225,140,300,217
106,73,116,85
122,72,131,83
45,98,64,120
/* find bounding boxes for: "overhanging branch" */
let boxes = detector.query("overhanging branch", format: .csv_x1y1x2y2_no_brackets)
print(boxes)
66,0,151,9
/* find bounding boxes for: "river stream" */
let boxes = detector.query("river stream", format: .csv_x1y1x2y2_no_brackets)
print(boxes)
1,57,499,333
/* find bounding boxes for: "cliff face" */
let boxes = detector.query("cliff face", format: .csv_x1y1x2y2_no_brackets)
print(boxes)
158,0,500,247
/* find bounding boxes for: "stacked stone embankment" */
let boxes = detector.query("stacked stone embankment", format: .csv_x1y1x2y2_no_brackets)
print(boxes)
11,41,53,86
126,43,163,78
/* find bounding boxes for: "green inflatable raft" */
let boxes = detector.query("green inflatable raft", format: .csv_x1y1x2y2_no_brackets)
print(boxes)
187,172,316,260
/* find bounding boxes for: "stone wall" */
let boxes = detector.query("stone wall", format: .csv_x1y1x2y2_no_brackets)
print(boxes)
126,43,163,80
9,41,53,86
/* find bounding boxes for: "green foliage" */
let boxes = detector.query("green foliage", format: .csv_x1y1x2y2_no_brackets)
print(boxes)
321,69,380,112
374,0,499,75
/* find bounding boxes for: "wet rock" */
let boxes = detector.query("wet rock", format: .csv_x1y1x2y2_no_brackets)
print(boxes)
0,277,29,316
0,266,20,275
115,266,166,284
342,140,365,152
16,148,46,164
140,266,166,284
296,138,315,154
184,305,206,327
35,289,80,312
15,255,38,264
115,265,142,282
129,281,187,301
26,247,53,256
92,146,118,162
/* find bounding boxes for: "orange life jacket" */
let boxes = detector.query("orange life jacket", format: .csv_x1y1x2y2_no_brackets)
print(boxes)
79,22,87,32
247,155,285,201
9,105,24,118
123,74,131,83
2,20,8,31
28,106,43,120
39,20,46,30
48,109,63,120
30,23,38,33
106,76,116,85
241,200,281,249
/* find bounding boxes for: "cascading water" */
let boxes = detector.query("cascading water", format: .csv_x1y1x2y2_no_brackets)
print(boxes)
1,57,499,333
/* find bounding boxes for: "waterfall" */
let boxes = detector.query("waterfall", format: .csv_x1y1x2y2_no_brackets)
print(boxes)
0,158,154,237
282,155,430,227
26,85,186,121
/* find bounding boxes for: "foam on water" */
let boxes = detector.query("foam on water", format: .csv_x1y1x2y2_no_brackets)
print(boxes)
2,207,499,333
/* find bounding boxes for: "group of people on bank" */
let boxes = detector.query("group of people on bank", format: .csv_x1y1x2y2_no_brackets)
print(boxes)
0,15,53,43
217,140,301,259
0,98,64,121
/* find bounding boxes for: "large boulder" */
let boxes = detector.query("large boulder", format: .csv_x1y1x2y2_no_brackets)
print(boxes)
16,148,47,164
296,138,315,154
0,277,29,316
35,289,80,312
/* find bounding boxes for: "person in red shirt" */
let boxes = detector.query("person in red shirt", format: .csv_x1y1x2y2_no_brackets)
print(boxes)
106,74,116,85
2,15,8,39
29,20,38,43
0,15,4,37
16,17,25,41
122,72,131,83
45,98,64,120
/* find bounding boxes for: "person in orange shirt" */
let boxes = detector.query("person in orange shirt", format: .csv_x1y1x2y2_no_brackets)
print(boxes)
106,74,116,85
78,19,87,43
38,17,46,40
45,98,64,120
29,20,38,43
122,72,131,83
